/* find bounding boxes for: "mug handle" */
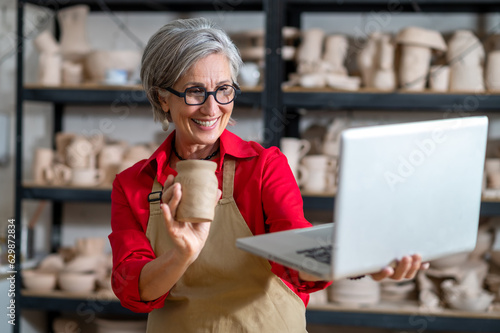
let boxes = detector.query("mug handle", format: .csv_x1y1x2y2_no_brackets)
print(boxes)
297,165,309,188
94,169,105,186
298,140,311,159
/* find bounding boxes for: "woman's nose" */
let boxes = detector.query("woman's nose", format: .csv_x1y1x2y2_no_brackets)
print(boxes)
200,94,218,116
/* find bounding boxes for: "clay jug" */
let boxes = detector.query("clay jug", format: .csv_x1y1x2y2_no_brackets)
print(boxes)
173,160,218,223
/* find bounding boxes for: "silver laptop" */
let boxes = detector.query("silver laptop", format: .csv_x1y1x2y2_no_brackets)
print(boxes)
236,116,488,280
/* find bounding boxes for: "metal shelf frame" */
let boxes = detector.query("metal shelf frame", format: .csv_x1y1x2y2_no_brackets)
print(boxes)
14,1,500,333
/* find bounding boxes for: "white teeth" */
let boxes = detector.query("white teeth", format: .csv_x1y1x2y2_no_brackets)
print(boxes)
193,119,217,127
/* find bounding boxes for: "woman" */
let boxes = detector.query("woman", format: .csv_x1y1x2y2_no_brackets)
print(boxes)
109,18,427,332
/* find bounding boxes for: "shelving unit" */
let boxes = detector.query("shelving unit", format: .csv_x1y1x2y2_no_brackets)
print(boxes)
14,1,500,333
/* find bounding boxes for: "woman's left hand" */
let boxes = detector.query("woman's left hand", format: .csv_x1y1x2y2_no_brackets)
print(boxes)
370,254,429,281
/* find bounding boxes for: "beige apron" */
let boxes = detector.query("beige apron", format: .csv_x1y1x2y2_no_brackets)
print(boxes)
145,158,307,333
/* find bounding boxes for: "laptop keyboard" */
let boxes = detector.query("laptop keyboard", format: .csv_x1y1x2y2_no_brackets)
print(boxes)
296,245,332,265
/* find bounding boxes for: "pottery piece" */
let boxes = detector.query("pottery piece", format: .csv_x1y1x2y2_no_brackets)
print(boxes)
372,34,396,91
280,137,311,182
37,53,62,86
297,28,325,74
441,271,494,312
323,35,348,76
55,132,76,164
328,277,380,306
58,272,96,293
429,251,470,269
58,5,91,62
380,279,416,301
84,50,142,84
299,73,326,88
325,73,361,91
75,237,106,257
172,160,219,222
62,61,83,85
38,253,65,273
53,317,80,333
22,269,57,291
33,148,54,185
358,35,378,88
71,168,104,187
448,30,485,92
298,155,336,193
98,143,126,185
45,163,72,186
429,65,450,92
66,136,95,169
238,62,261,87
396,27,447,91
34,30,60,54
486,51,500,92
95,318,147,333
469,224,494,261
64,255,102,273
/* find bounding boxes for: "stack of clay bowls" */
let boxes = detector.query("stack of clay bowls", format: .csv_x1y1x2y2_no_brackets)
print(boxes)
328,278,380,306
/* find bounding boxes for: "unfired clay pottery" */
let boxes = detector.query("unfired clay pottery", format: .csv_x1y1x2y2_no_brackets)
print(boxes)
328,278,380,306
64,255,103,274
298,155,336,193
57,5,91,62
469,224,494,261
37,53,62,86
429,251,469,269
238,62,261,87
173,160,219,222
297,28,325,74
75,237,106,256
417,271,442,311
429,65,450,92
62,61,83,85
441,271,494,312
372,34,396,91
33,148,54,185
22,269,57,292
84,50,142,84
66,136,95,169
380,279,417,301
34,30,60,54
71,168,104,187
447,30,485,92
323,35,349,76
53,317,80,333
280,137,311,183
98,143,126,185
58,272,96,293
37,253,65,273
396,27,447,91
486,51,500,92
45,163,72,186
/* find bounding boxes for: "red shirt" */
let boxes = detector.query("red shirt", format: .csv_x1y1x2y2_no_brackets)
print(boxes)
109,129,330,313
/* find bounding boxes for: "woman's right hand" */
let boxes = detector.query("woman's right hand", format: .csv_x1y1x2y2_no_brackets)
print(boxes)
161,174,221,264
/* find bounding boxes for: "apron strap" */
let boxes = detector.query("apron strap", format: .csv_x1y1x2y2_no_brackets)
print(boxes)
149,177,163,217
222,158,235,199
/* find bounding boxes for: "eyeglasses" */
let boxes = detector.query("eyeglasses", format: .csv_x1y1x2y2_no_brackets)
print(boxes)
165,84,241,106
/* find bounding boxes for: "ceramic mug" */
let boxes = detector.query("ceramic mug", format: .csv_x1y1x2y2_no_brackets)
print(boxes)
173,160,219,222
298,154,336,193
280,137,311,182
71,168,104,187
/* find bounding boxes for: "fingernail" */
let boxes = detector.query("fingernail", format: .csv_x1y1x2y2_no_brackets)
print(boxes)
422,262,430,270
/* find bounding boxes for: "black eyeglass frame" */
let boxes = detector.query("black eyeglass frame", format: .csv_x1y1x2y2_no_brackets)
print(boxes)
164,84,241,106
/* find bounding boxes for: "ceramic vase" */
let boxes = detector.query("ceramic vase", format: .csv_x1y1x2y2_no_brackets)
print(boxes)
448,30,485,92
322,35,348,75
297,28,325,74
173,160,219,222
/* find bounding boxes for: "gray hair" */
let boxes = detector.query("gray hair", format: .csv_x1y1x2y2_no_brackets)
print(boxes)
141,17,242,122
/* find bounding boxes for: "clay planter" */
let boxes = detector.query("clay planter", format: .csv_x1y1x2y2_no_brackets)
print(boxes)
173,160,218,222
84,50,142,84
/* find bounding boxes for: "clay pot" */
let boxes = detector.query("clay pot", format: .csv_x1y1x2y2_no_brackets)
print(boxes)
58,272,96,293
22,270,57,292
84,50,142,84
58,5,91,62
173,160,219,222
328,278,380,306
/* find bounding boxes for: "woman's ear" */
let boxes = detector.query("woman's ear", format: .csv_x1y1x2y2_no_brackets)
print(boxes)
157,89,170,113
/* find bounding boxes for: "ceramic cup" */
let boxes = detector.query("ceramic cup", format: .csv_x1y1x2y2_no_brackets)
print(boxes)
429,65,450,92
280,137,311,182
298,154,336,193
173,160,219,223
71,168,104,187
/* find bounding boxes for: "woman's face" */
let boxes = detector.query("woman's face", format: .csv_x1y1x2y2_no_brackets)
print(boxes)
160,53,234,147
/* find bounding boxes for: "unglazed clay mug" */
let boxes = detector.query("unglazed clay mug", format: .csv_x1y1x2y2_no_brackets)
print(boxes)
298,155,336,193
280,137,311,182
174,160,218,223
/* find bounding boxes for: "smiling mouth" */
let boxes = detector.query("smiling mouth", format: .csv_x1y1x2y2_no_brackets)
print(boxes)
192,118,218,127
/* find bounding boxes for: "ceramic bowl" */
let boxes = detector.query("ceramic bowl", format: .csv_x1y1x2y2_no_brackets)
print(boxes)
38,253,65,273
64,255,102,273
23,270,57,292
58,272,96,293
94,318,147,333
84,50,141,84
